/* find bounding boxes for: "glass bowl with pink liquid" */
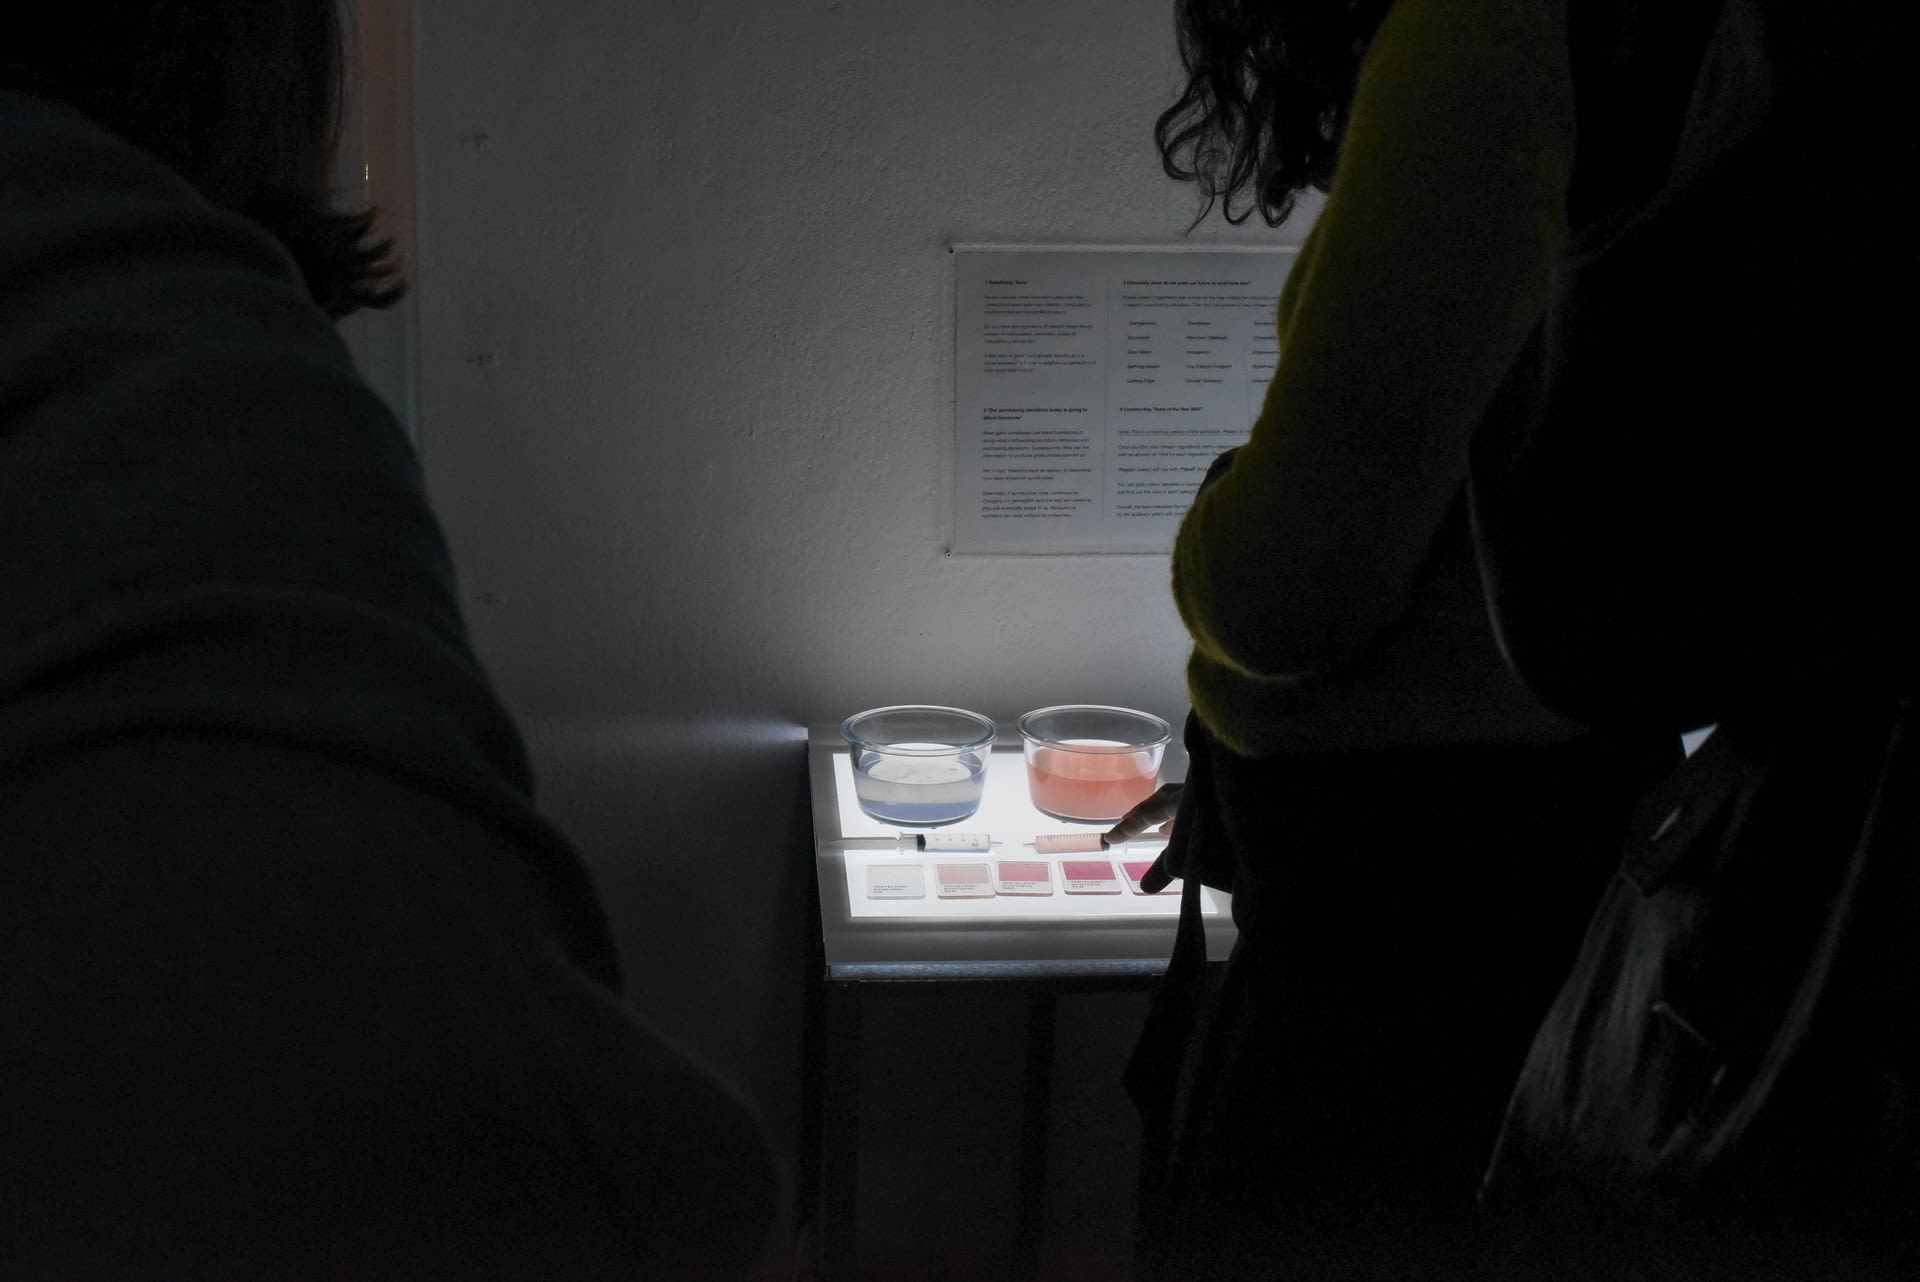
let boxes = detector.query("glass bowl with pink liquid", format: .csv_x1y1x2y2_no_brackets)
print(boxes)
1016,705,1172,823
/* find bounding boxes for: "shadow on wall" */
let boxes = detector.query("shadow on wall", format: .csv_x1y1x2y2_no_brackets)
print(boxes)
514,716,815,1172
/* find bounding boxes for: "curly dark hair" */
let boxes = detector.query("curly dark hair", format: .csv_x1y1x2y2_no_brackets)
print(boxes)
0,1,403,316
1156,0,1398,226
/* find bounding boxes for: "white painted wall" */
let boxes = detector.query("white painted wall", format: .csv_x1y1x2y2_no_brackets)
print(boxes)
407,0,1316,1169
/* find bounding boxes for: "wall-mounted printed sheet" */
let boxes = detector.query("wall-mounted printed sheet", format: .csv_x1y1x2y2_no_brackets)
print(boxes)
953,245,1296,555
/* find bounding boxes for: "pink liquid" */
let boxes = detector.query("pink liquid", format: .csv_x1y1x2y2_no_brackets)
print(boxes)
1025,745,1159,821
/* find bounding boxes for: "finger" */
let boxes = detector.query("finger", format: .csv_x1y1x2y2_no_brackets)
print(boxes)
1139,853,1174,894
1104,781,1184,844
1129,781,1184,832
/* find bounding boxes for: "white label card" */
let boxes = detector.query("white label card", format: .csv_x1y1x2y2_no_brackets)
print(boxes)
868,865,928,900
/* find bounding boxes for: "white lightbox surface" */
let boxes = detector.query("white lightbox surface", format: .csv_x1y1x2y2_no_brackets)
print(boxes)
952,245,1297,555
808,727,1239,973
827,750,1226,923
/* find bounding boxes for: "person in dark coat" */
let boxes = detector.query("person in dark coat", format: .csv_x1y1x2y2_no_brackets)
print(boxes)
1104,0,1892,1274
1,5,774,1276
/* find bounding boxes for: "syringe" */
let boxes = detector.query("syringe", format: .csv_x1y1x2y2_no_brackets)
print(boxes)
1028,831,1169,855
828,832,1001,852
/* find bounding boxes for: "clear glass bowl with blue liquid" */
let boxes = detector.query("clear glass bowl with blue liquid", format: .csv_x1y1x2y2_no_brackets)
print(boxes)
841,705,996,826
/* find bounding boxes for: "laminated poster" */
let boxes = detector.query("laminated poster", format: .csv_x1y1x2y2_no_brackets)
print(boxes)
952,246,1296,555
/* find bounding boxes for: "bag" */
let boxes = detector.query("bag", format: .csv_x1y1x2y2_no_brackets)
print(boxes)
1479,702,1919,1267
1472,0,1920,1265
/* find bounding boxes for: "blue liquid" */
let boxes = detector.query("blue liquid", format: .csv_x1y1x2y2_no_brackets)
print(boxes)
858,799,981,826
853,747,987,826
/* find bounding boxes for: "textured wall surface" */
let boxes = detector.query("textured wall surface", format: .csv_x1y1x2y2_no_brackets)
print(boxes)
408,0,1315,1188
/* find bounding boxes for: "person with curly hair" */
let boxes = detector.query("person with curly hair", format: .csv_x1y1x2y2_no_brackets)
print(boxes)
1107,0,1824,1274
1,5,773,1276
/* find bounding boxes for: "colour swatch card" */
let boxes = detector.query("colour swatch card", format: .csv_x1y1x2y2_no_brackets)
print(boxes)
837,850,1201,921
829,750,1226,921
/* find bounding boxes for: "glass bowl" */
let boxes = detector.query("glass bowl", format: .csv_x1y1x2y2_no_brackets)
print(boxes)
841,705,997,826
1016,705,1172,823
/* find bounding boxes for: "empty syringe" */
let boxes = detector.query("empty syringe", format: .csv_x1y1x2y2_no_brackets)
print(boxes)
829,832,1001,852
